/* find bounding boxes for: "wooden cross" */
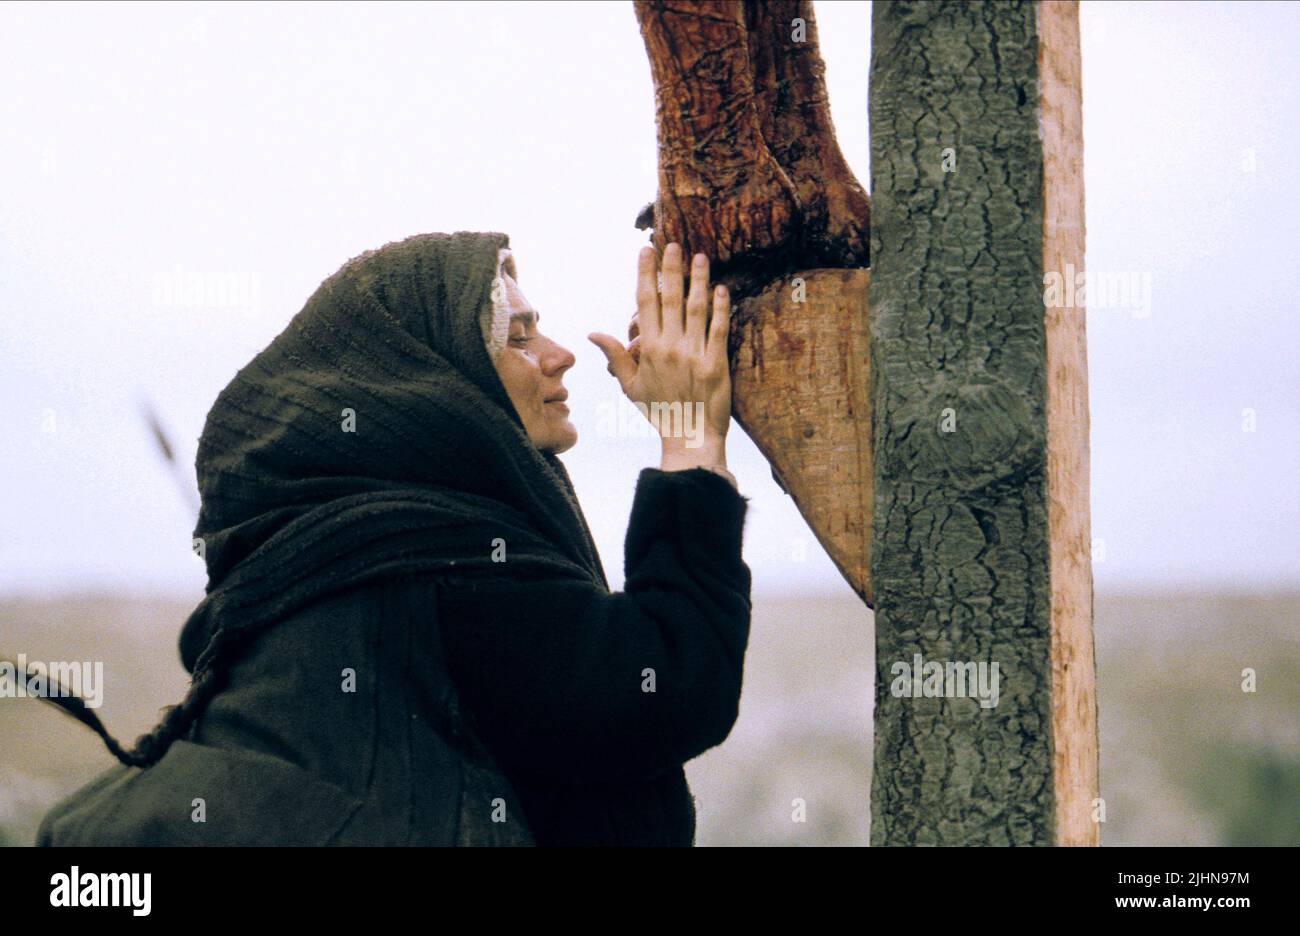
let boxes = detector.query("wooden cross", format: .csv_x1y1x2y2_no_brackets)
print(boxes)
634,0,1098,845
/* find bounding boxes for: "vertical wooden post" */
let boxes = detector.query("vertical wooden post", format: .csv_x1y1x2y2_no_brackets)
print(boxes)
868,0,1098,845
1039,0,1099,849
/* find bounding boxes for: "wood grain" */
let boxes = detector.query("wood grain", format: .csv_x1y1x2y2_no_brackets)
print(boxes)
1039,0,1100,847
731,269,874,608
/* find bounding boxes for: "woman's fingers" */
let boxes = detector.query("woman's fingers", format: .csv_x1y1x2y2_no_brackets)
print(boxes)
706,284,730,365
659,243,684,339
587,332,637,393
684,253,709,349
635,247,660,342
630,242,715,368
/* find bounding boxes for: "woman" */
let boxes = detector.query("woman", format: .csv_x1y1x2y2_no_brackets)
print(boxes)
35,231,752,847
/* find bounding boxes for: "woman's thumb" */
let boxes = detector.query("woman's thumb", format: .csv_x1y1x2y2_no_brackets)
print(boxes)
587,333,636,390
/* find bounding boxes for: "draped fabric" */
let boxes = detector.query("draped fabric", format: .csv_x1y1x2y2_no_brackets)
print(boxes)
179,230,609,675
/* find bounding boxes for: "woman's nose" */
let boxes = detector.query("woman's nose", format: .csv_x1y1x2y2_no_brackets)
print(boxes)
544,341,576,374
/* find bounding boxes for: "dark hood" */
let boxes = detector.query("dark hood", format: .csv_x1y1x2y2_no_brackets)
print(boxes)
179,231,607,674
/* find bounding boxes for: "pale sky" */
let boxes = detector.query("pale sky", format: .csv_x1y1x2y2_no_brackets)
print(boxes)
1,0,1296,599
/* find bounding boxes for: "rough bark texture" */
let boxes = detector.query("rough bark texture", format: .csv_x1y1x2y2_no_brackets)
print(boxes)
633,0,876,604
869,1,1056,845
744,1,872,268
633,0,1095,845
635,0,800,274
633,0,871,299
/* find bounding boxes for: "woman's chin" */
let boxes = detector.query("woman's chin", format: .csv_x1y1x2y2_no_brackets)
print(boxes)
539,419,578,454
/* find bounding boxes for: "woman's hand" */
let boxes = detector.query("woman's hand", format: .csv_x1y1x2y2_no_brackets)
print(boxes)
588,243,733,460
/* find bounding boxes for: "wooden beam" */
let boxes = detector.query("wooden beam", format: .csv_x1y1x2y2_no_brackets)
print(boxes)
868,0,1098,845
730,268,874,607
1040,0,1099,848
633,0,871,294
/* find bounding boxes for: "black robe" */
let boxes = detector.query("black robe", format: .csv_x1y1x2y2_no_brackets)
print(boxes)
36,466,750,846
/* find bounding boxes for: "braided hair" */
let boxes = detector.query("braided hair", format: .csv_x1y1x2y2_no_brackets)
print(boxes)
3,655,222,768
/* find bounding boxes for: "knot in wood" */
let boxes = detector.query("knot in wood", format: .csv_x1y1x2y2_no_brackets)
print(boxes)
893,379,1043,493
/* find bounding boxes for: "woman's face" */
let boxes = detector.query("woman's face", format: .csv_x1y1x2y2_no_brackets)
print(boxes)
493,272,578,454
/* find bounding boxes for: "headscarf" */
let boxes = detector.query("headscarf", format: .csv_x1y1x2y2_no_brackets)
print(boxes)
55,231,610,767
177,230,607,670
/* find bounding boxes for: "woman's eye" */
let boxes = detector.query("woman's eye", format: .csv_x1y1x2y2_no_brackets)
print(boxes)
511,335,533,345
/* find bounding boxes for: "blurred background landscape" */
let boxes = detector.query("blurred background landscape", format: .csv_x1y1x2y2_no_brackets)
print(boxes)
4,587,1296,846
